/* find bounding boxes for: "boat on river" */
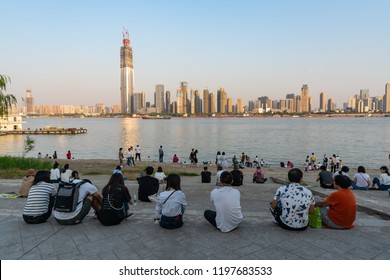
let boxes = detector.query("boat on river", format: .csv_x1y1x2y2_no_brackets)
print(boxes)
142,115,171,120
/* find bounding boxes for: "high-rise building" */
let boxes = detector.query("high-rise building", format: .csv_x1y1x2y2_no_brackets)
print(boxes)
327,98,335,111
286,94,296,113
133,92,142,113
180,82,188,114
210,92,216,113
385,83,390,112
203,89,209,114
176,89,183,114
120,29,134,114
165,91,171,113
25,89,34,114
217,88,227,113
190,89,195,114
154,84,165,113
194,90,202,114
236,99,243,113
300,84,310,112
319,92,326,112
227,98,233,113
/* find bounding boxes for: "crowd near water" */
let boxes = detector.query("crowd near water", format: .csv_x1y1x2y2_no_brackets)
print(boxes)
1,117,389,169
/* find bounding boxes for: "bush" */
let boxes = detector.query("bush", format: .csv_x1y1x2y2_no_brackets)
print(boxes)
0,156,52,170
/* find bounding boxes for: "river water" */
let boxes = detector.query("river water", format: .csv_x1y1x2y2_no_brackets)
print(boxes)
0,117,389,168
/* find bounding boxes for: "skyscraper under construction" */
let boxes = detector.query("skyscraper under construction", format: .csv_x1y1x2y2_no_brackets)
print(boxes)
120,29,134,114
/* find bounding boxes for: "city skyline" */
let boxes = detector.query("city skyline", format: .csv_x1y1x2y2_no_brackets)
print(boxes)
2,1,390,108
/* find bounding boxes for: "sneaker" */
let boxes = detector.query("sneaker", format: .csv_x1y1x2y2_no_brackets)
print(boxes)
125,212,134,219
148,194,157,203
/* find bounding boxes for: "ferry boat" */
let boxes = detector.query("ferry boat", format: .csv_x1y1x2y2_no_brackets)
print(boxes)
142,115,171,120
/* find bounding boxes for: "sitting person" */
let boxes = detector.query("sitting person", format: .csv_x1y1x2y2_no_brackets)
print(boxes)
352,166,371,190
173,154,179,163
333,166,350,178
201,166,212,183
230,165,243,186
54,171,103,225
137,166,159,202
154,166,167,184
315,175,357,229
316,165,333,188
204,171,243,232
60,163,72,183
97,173,134,226
113,165,127,180
50,162,61,183
19,169,36,198
371,166,390,190
253,166,267,183
216,164,224,185
270,168,315,231
22,170,56,224
156,174,187,229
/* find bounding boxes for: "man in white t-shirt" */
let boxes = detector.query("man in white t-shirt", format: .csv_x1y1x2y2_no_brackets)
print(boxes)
135,145,141,161
54,171,102,225
204,171,243,232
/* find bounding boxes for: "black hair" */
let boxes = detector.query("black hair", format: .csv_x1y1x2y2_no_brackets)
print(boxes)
166,174,181,190
341,166,349,173
33,170,51,185
64,163,69,170
116,165,122,170
203,166,208,171
145,166,154,175
320,165,326,171
220,171,233,185
334,175,352,189
380,166,390,176
71,171,79,179
53,162,59,169
157,166,163,172
102,173,125,196
288,168,303,183
357,166,366,173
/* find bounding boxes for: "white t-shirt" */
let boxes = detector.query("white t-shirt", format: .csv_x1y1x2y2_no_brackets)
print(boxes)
154,172,166,182
210,186,243,232
135,147,141,154
54,179,98,220
50,168,61,181
60,169,72,183
156,190,187,217
216,170,224,184
379,173,390,185
353,173,370,188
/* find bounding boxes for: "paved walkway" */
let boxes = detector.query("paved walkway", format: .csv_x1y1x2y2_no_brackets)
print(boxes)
1,173,390,260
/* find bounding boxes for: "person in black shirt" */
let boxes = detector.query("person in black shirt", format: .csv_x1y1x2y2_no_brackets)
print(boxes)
138,166,159,202
230,165,244,186
201,166,212,183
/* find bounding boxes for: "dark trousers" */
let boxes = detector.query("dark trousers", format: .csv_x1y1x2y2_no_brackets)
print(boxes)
204,210,217,228
159,215,183,229
23,196,55,224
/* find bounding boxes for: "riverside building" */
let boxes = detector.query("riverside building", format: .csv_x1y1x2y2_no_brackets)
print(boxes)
120,29,134,114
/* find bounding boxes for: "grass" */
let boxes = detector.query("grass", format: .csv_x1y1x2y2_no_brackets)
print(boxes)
0,156,52,178
166,171,199,177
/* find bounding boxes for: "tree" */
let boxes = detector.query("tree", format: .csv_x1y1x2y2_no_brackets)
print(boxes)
0,74,17,117
22,136,35,157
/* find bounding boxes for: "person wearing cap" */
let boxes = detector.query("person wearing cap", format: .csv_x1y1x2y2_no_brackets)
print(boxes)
19,169,36,198
23,170,56,224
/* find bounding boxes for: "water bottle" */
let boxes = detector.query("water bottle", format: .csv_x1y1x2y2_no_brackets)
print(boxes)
133,194,137,206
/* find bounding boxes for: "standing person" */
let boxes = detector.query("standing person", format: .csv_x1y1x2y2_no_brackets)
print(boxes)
54,172,103,225
310,153,317,167
189,149,195,164
201,166,212,183
129,146,135,166
193,149,198,164
125,147,131,166
352,166,371,190
19,169,36,198
316,165,333,188
159,145,164,163
137,166,159,202
135,145,141,161
66,150,72,160
118,148,124,166
204,171,243,232
52,151,57,159
315,175,357,229
156,174,187,229
230,165,244,186
96,173,134,226
253,166,267,183
270,168,315,231
330,154,337,173
216,151,221,165
322,154,328,167
371,166,390,190
221,152,228,168
173,154,179,163
22,170,56,224
50,161,61,183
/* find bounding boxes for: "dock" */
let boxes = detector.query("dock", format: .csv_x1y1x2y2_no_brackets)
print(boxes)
2,127,87,135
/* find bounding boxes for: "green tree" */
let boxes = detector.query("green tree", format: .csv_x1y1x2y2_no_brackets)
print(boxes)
0,74,17,117
22,136,35,157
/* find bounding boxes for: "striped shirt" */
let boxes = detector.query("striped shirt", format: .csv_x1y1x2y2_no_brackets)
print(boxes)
23,182,56,216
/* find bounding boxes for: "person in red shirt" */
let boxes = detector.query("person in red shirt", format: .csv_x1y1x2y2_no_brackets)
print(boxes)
66,150,72,160
315,175,357,229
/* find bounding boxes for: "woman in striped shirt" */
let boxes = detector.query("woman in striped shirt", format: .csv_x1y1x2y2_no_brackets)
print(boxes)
23,170,56,224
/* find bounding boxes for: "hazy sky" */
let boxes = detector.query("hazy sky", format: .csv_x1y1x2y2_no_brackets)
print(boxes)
2,0,390,108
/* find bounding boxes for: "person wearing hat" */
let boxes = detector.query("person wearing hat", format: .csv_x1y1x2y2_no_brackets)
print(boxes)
19,169,36,198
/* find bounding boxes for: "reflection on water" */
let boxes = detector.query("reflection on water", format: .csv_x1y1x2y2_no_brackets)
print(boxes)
0,117,388,168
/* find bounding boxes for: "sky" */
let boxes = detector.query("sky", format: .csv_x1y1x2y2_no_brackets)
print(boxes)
1,0,390,108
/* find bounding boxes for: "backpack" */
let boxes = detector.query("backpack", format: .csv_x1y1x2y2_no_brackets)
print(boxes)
54,180,88,212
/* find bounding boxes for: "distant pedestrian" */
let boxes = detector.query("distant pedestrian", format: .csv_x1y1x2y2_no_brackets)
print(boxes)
173,154,179,163
135,145,141,161
66,150,72,160
53,151,57,159
118,147,124,166
159,146,164,162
